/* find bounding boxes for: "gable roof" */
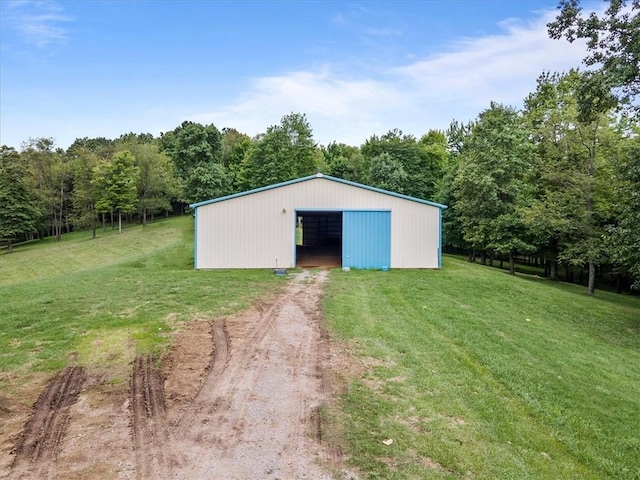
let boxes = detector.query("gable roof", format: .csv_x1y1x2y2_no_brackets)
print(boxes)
189,173,448,210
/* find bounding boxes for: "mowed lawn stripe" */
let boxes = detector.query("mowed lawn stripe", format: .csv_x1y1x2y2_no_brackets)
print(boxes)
0,218,186,286
323,257,640,479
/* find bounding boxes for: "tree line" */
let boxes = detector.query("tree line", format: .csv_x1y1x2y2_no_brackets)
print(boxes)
1,0,638,294
0,112,448,247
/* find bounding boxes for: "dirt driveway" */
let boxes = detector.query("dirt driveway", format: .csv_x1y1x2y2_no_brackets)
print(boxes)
2,270,349,480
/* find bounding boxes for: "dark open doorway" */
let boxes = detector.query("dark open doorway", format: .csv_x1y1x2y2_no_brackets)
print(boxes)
295,211,342,268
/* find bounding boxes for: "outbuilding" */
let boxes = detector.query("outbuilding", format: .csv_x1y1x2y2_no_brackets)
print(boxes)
190,173,447,270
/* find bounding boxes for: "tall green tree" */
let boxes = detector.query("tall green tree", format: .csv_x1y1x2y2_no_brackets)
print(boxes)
0,146,40,252
221,128,254,192
240,113,317,189
369,153,408,193
93,151,139,234
419,129,451,200
523,70,621,293
607,129,640,289
21,137,70,240
160,121,227,204
454,103,536,274
67,137,115,160
322,142,367,183
116,140,180,226
160,121,223,178
440,121,475,252
70,148,101,238
523,71,586,279
548,0,639,114
361,129,443,200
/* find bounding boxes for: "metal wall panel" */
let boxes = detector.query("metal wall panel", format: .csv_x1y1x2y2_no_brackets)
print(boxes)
343,211,390,269
195,177,442,269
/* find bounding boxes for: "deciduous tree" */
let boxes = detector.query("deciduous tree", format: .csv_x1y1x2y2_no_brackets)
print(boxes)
116,140,180,226
454,103,537,274
160,121,226,204
70,148,101,238
93,151,139,234
0,146,39,252
548,0,639,114
240,113,317,189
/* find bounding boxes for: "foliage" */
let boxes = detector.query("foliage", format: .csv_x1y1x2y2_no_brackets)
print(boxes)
222,128,254,191
548,0,640,114
159,121,223,179
116,140,180,225
20,137,70,240
93,151,139,233
361,129,445,200
0,147,40,252
369,153,408,193
184,163,231,204
67,136,115,160
322,142,368,183
453,103,536,272
240,112,317,189
607,131,640,288
69,148,101,237
159,121,227,204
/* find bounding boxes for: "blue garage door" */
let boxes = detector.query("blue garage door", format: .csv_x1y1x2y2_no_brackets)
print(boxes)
342,211,391,269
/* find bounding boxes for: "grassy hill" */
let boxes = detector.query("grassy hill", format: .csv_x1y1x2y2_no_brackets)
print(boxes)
323,258,640,479
1,219,638,479
0,216,286,380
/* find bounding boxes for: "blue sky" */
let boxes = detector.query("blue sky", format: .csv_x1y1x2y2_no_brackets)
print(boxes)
0,0,594,150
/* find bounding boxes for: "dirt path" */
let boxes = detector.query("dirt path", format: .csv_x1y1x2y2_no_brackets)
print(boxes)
10,366,87,479
2,270,344,480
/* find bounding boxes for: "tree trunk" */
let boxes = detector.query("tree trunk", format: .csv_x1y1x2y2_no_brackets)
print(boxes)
500,257,504,269
550,260,558,280
481,251,487,265
587,261,596,295
509,251,515,275
102,213,106,232
489,252,494,267
57,180,64,241
7,240,13,253
143,208,147,227
118,211,122,234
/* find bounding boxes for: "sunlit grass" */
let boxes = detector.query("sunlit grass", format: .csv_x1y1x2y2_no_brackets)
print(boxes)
0,216,286,380
323,257,640,479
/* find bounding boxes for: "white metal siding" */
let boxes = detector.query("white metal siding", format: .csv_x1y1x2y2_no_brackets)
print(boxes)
195,177,441,269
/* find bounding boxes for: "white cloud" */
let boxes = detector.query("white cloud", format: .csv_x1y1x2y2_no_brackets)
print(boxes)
190,69,403,144
5,0,73,47
193,8,589,146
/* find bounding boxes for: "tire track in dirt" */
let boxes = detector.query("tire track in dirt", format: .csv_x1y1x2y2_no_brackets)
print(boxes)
130,355,185,479
5,270,344,480
170,269,335,479
10,366,87,479
172,318,229,432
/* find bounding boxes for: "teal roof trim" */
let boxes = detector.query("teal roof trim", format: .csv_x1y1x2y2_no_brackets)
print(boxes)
189,173,448,210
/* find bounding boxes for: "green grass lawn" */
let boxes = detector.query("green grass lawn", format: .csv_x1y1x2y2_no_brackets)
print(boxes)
2,222,639,479
323,256,640,480
0,216,286,382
